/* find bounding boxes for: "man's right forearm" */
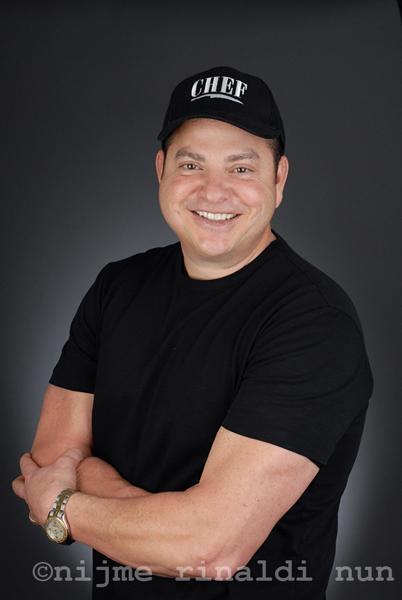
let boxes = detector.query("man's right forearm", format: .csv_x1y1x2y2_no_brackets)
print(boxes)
77,456,151,499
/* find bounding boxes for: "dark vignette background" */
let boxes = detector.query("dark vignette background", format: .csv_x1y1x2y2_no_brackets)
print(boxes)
1,1,401,598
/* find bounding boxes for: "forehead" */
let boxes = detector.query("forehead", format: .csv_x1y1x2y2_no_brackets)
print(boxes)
168,118,270,154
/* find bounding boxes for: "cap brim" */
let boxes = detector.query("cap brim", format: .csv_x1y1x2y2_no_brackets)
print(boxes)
157,114,281,143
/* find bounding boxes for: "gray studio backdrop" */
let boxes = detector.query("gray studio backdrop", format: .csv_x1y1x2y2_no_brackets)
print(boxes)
2,1,401,598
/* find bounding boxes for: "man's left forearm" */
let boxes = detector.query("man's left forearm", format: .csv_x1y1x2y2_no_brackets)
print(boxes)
65,487,214,579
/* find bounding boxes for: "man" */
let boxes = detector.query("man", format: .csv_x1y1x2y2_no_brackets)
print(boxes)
12,66,374,599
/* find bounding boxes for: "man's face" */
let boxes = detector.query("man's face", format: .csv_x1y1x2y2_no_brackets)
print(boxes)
155,118,289,271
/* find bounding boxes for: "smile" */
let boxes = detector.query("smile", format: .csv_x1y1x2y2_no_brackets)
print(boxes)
191,210,240,223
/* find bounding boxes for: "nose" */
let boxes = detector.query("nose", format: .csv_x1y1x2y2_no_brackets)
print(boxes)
201,172,231,205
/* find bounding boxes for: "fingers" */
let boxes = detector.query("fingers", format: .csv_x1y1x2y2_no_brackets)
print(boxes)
29,512,40,525
17,447,83,479
11,474,26,500
56,447,85,466
64,447,85,460
19,452,39,478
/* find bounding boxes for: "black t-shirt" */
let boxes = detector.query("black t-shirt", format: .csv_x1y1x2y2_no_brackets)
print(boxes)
49,228,374,599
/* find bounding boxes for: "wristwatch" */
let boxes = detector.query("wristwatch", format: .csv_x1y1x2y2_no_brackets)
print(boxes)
43,488,76,545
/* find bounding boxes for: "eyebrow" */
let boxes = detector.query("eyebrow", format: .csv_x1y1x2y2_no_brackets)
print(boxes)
174,147,260,162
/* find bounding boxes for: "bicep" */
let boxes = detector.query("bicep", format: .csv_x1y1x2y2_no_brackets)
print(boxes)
185,426,319,574
31,383,94,466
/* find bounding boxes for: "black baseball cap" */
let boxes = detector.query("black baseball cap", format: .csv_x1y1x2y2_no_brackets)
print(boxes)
157,65,286,153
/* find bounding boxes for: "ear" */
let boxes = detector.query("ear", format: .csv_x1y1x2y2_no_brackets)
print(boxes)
274,155,289,209
155,149,165,184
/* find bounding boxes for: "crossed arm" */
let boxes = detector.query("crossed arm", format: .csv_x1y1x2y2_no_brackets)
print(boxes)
13,384,319,580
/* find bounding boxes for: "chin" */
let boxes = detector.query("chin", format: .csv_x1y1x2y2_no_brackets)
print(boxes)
193,239,234,257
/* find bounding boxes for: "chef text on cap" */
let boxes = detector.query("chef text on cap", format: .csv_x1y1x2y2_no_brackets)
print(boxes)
191,76,248,104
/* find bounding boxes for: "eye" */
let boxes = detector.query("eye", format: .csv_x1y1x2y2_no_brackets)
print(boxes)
179,163,200,170
233,166,253,174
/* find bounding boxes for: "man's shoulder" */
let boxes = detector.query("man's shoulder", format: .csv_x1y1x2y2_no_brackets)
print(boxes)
274,233,364,334
103,241,178,278
93,242,179,300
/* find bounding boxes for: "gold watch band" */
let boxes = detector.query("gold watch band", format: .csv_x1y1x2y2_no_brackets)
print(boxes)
48,488,76,520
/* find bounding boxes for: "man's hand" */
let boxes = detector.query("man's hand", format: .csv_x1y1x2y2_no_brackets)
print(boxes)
11,447,84,525
12,453,150,517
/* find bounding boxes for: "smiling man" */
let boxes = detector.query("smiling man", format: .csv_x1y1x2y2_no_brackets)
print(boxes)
156,117,287,280
12,66,374,599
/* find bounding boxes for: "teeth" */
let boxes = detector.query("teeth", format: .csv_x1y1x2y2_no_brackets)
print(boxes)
195,211,238,221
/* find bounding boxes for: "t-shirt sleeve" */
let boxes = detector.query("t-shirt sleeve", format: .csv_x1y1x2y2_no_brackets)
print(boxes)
222,306,374,467
48,263,111,393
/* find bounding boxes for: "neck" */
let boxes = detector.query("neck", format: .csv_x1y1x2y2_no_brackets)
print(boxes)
182,228,277,281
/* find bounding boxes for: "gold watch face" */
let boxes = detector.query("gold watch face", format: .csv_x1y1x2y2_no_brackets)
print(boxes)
45,517,67,543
